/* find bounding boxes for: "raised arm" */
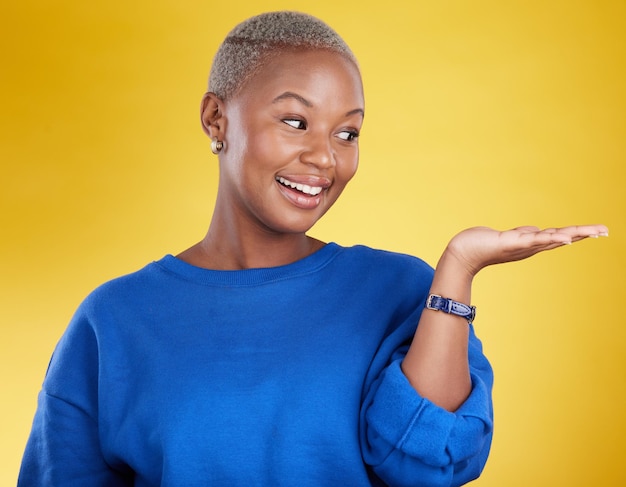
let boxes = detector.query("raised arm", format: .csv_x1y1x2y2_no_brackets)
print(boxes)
401,224,609,411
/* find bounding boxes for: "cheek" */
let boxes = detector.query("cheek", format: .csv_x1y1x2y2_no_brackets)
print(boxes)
246,129,295,172
336,149,359,185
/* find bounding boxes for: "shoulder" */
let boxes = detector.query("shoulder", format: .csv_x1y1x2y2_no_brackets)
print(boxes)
335,244,433,277
78,258,171,317
330,244,434,295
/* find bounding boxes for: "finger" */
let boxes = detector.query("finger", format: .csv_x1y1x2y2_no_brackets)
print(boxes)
513,226,541,233
552,224,609,239
530,224,609,249
531,231,573,246
499,229,572,252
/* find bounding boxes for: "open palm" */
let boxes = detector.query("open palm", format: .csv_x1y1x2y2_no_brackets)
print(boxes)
445,224,609,277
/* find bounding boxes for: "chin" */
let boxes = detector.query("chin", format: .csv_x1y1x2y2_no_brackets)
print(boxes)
267,214,321,236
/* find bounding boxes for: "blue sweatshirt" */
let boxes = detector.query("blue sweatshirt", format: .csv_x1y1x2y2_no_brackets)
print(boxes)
19,243,493,486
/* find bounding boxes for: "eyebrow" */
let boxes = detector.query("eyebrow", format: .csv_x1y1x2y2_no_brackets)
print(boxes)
272,91,364,118
272,91,312,107
346,108,365,118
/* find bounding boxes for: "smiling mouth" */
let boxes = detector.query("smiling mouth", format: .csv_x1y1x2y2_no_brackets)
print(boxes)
275,176,324,196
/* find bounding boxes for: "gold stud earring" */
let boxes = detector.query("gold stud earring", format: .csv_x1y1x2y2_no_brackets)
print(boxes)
211,139,224,154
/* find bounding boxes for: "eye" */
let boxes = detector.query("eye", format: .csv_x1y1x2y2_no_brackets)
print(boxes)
283,118,307,130
337,130,360,142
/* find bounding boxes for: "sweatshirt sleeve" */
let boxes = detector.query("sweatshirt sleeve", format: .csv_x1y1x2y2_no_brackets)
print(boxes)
18,303,132,487
361,324,494,487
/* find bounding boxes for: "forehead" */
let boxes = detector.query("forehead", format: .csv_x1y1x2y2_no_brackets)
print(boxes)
235,49,364,106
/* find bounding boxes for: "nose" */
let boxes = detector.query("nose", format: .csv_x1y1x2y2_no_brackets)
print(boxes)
300,132,334,169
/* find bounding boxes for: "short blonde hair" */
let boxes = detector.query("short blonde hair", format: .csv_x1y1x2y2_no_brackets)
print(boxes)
208,11,358,100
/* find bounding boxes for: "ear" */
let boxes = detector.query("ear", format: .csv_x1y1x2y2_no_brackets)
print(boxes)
200,92,225,140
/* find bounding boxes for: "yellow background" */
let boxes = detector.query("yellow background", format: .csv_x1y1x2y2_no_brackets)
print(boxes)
2,0,624,485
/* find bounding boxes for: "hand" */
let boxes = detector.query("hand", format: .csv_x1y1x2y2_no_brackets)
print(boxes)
444,224,609,278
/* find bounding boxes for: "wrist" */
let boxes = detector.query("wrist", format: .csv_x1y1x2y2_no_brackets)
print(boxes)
436,248,476,284
425,249,475,310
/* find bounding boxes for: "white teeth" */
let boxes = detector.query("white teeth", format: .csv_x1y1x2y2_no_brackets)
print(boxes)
277,177,323,196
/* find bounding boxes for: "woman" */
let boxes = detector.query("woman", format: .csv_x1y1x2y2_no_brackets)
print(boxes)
19,11,607,487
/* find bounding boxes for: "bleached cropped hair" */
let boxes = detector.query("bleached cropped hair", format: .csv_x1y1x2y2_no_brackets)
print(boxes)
208,11,358,100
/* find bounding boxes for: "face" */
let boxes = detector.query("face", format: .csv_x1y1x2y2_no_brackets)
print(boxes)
208,49,364,236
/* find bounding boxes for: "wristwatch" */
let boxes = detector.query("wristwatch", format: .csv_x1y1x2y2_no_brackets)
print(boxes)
425,294,476,324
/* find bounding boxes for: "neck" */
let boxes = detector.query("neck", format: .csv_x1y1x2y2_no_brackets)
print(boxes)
199,230,323,271
177,205,325,271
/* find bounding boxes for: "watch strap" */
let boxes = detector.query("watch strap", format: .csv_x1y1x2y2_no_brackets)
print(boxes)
426,294,476,323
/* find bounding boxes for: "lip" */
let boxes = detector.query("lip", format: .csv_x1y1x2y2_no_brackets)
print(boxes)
276,174,332,187
275,174,331,210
